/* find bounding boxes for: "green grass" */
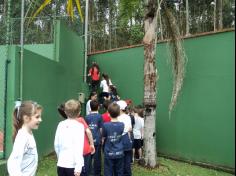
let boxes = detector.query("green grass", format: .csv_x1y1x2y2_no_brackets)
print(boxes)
37,154,233,176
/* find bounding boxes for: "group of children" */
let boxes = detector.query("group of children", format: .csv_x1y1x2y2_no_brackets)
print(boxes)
7,63,144,176
88,62,120,104
7,98,144,176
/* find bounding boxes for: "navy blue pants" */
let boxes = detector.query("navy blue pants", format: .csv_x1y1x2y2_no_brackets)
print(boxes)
123,150,132,176
90,145,101,176
81,153,91,176
57,166,74,176
104,157,124,176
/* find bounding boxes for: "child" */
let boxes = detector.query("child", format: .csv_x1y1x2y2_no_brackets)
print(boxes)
109,85,120,102
57,102,95,176
85,100,103,176
88,62,100,91
117,100,133,176
86,91,98,115
54,99,84,176
102,100,112,123
132,105,144,161
7,100,42,176
100,73,112,104
102,103,125,176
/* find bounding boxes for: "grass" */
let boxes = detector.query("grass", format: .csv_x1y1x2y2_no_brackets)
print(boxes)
37,154,233,176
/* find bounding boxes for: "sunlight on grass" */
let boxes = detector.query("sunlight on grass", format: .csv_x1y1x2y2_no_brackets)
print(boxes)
37,154,233,176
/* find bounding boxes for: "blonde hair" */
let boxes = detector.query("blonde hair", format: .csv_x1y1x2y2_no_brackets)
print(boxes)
13,101,41,141
64,99,81,118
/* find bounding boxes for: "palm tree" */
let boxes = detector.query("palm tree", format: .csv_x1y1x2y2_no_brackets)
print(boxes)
142,0,186,168
31,0,83,22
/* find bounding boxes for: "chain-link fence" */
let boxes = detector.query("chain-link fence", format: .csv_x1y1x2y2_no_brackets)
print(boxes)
0,15,84,45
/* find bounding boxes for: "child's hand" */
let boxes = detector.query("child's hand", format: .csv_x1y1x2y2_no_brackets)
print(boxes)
74,172,80,176
90,145,95,154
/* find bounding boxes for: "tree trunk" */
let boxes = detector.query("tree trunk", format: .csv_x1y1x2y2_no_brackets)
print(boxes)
214,0,217,31
216,0,223,30
186,0,190,36
142,0,158,168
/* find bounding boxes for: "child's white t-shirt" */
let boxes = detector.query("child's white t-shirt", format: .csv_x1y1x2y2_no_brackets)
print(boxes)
54,119,84,173
7,127,38,176
133,115,144,139
118,113,132,134
100,79,112,93
86,100,91,115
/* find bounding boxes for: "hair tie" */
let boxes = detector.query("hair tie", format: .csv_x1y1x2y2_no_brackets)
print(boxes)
14,100,22,119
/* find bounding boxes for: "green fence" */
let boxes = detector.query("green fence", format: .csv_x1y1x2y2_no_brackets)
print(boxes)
88,31,235,169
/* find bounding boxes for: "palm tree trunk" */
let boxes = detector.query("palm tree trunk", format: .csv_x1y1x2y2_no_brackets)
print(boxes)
142,0,158,168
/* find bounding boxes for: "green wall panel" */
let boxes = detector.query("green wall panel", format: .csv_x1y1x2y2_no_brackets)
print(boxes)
88,31,235,168
24,44,54,60
4,20,85,159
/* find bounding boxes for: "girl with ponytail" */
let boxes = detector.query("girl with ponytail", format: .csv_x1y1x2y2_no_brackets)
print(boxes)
100,73,113,104
7,100,42,176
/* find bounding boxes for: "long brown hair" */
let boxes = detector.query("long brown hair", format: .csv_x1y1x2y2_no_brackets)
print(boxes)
102,73,110,87
13,101,40,141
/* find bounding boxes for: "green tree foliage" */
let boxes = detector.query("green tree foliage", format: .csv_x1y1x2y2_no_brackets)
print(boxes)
0,0,235,47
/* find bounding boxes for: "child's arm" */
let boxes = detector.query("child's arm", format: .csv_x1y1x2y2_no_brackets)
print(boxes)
85,128,95,154
7,132,26,176
74,124,85,174
54,123,61,158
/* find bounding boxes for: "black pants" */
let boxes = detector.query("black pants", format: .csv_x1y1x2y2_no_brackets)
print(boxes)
81,153,91,176
90,145,102,176
104,157,124,176
91,80,100,91
123,150,132,176
57,166,74,176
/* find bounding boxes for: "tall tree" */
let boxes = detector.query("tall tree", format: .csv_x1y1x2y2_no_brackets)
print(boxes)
142,0,186,168
142,0,158,168
185,0,190,35
216,0,223,30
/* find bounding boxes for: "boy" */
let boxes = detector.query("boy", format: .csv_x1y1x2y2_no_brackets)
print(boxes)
102,103,124,176
85,100,103,176
102,100,112,123
133,105,144,161
54,99,84,176
117,100,133,176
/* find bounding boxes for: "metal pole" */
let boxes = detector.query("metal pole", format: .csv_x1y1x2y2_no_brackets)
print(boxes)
84,0,89,83
20,0,25,99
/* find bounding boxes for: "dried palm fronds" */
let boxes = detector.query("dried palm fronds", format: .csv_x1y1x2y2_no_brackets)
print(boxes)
162,4,187,117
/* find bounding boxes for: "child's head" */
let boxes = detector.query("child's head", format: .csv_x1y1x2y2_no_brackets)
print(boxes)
13,100,42,140
103,100,112,111
109,85,117,95
64,99,81,118
58,103,67,119
89,91,98,101
117,100,127,113
126,104,135,115
108,103,120,118
90,100,99,112
134,105,144,117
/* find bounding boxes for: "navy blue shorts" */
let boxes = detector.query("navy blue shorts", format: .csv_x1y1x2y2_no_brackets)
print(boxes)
133,139,142,149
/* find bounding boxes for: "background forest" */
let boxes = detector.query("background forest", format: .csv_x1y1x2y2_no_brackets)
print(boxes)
0,0,235,52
